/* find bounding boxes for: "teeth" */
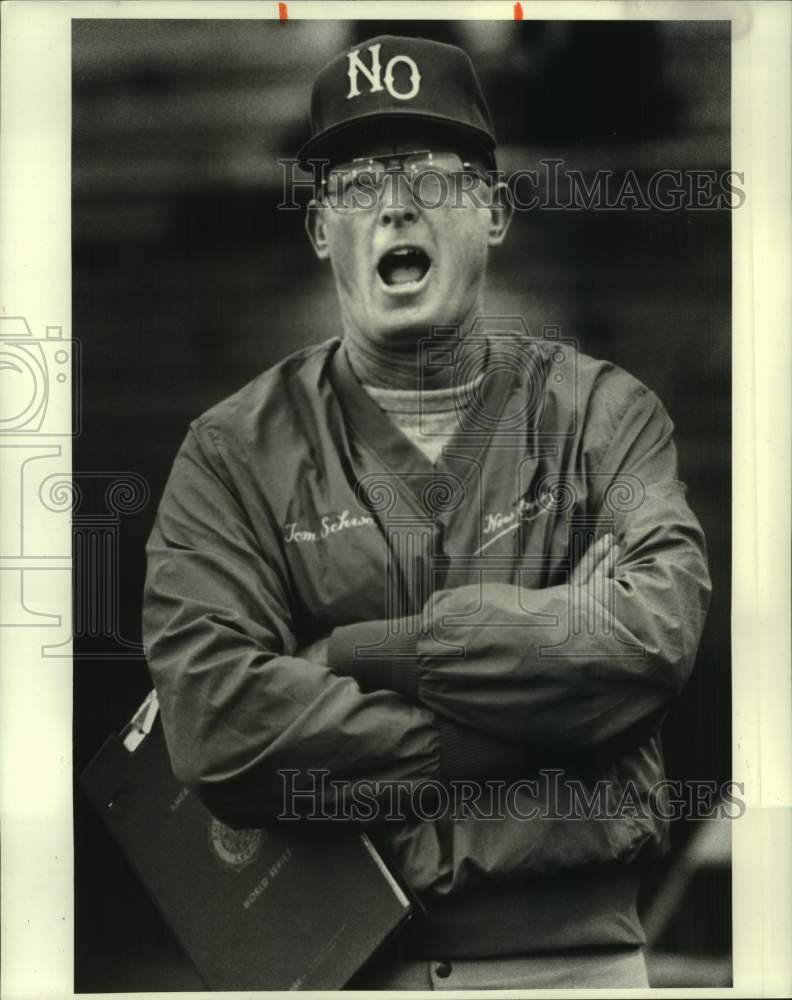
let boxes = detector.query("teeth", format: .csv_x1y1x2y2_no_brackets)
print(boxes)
377,246,431,287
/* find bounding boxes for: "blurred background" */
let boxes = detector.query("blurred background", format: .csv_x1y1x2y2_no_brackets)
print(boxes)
72,18,732,991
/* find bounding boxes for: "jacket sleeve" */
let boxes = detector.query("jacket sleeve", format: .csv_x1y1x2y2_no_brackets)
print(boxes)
143,421,531,828
328,385,712,750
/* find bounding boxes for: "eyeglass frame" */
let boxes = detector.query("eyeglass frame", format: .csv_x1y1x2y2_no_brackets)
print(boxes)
318,149,497,212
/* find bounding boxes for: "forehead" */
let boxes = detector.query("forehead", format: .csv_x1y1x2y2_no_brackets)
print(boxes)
326,119,485,168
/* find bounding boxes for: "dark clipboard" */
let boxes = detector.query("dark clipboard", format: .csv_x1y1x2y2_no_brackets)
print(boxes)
79,691,412,991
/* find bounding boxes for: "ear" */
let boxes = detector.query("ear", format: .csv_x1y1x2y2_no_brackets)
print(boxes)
486,182,514,247
305,200,330,260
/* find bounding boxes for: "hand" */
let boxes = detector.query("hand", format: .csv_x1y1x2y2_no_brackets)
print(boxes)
570,532,620,588
296,636,329,668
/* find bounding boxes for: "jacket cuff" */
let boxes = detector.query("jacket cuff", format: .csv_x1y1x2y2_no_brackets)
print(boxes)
435,717,527,782
327,618,421,696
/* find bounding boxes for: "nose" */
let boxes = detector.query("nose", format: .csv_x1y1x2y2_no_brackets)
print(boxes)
377,173,418,227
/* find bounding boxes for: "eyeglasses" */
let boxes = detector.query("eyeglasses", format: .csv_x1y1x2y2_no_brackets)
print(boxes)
321,150,494,212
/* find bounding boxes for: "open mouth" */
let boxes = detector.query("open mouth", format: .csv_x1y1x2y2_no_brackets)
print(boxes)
377,246,432,288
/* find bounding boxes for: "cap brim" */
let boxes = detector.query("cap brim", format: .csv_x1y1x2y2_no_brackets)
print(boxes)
297,110,497,171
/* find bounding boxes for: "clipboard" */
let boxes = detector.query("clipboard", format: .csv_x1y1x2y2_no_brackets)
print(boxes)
79,691,412,991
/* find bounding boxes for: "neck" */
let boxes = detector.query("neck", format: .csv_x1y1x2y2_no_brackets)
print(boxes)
344,321,484,392
344,336,428,389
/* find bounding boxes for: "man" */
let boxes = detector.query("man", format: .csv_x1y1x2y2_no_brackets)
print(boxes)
143,34,711,989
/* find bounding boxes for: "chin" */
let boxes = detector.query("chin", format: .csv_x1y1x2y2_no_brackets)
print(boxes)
368,303,451,348
372,284,466,332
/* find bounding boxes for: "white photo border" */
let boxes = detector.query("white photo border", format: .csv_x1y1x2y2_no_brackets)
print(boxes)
0,1,789,997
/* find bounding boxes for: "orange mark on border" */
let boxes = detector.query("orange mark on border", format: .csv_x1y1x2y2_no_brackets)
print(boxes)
278,2,288,21
514,1,523,19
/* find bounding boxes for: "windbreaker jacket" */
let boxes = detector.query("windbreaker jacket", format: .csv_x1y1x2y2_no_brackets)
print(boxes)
143,335,711,957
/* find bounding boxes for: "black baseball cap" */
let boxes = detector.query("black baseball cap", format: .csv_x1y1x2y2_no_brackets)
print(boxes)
297,34,497,170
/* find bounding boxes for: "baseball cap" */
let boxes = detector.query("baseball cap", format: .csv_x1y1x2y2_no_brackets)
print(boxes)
297,34,497,170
